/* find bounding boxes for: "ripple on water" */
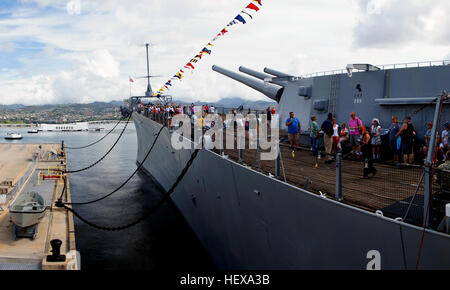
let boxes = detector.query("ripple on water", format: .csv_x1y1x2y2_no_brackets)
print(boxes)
0,124,215,270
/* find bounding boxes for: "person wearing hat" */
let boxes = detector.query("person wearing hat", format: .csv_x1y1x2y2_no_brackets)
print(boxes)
371,118,382,160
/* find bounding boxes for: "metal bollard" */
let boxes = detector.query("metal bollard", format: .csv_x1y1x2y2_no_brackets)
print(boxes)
46,239,66,262
256,137,261,171
238,149,243,164
275,151,281,179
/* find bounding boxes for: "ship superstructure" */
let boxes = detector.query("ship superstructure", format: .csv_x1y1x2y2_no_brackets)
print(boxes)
213,61,450,139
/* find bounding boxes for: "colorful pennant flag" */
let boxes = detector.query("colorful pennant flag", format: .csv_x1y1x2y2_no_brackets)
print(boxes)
154,1,263,96
234,15,246,24
241,11,253,19
246,3,260,11
129,77,134,83
185,63,195,69
201,47,212,55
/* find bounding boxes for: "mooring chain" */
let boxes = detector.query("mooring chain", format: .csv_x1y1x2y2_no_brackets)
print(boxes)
65,114,129,150
64,126,165,206
57,148,200,231
62,112,132,174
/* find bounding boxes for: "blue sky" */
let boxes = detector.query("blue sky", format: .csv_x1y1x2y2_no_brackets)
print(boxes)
1,0,449,105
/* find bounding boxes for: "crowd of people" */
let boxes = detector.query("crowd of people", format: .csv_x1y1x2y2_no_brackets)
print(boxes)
135,101,449,177
137,102,279,134
285,111,449,178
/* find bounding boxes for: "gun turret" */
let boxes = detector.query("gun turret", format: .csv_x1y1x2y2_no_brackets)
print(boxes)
212,65,284,102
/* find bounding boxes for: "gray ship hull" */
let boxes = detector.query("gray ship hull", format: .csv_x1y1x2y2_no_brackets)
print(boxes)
133,112,450,270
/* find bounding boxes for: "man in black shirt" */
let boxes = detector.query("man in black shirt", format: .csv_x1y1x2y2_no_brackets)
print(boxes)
396,116,416,164
321,113,334,164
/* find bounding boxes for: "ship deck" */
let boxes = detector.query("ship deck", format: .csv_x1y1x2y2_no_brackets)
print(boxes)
140,110,447,227
0,144,77,270
216,129,433,225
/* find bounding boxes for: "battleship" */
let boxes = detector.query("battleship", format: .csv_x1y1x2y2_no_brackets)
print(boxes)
124,50,450,269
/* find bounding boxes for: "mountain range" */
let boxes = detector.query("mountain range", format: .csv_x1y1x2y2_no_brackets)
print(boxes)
174,97,276,110
1,98,276,111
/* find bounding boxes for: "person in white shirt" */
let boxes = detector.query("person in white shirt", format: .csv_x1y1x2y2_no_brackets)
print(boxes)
332,118,340,158
371,118,382,160
442,123,449,149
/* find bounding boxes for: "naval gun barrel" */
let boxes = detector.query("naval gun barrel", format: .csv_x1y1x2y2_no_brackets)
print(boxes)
212,65,284,102
263,67,293,78
239,66,273,81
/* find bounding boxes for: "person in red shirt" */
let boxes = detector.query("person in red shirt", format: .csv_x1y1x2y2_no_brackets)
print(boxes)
271,107,276,115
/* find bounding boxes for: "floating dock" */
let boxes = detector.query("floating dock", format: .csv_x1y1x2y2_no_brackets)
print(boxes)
0,143,79,270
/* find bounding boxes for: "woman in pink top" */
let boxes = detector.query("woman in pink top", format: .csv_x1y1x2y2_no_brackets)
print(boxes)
349,112,363,157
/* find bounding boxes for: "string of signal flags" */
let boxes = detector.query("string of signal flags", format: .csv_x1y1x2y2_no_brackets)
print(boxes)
152,0,263,97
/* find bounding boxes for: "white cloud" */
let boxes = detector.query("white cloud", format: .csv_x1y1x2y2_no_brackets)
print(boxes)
0,75,55,105
0,42,16,52
1,0,450,105
0,49,124,104
354,0,450,48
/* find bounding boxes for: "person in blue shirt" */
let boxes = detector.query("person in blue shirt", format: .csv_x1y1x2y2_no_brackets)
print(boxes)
310,116,320,168
389,116,401,163
286,112,301,155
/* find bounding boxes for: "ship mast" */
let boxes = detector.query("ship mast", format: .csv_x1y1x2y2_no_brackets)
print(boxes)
145,43,153,97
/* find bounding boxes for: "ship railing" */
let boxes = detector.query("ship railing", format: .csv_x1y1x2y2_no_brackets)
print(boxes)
140,105,269,127
379,60,450,70
300,59,450,79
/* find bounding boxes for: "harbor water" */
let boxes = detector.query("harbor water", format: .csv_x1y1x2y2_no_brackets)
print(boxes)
0,124,215,270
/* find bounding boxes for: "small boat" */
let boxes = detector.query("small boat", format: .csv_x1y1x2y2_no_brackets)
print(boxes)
28,129,38,134
4,133,23,140
9,192,46,228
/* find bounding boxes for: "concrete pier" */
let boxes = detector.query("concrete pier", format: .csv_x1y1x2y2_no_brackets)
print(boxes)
0,144,79,270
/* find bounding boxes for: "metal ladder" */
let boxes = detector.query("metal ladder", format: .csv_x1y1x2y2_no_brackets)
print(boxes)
328,75,339,116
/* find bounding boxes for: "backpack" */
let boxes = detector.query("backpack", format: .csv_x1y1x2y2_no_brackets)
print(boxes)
322,120,333,136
